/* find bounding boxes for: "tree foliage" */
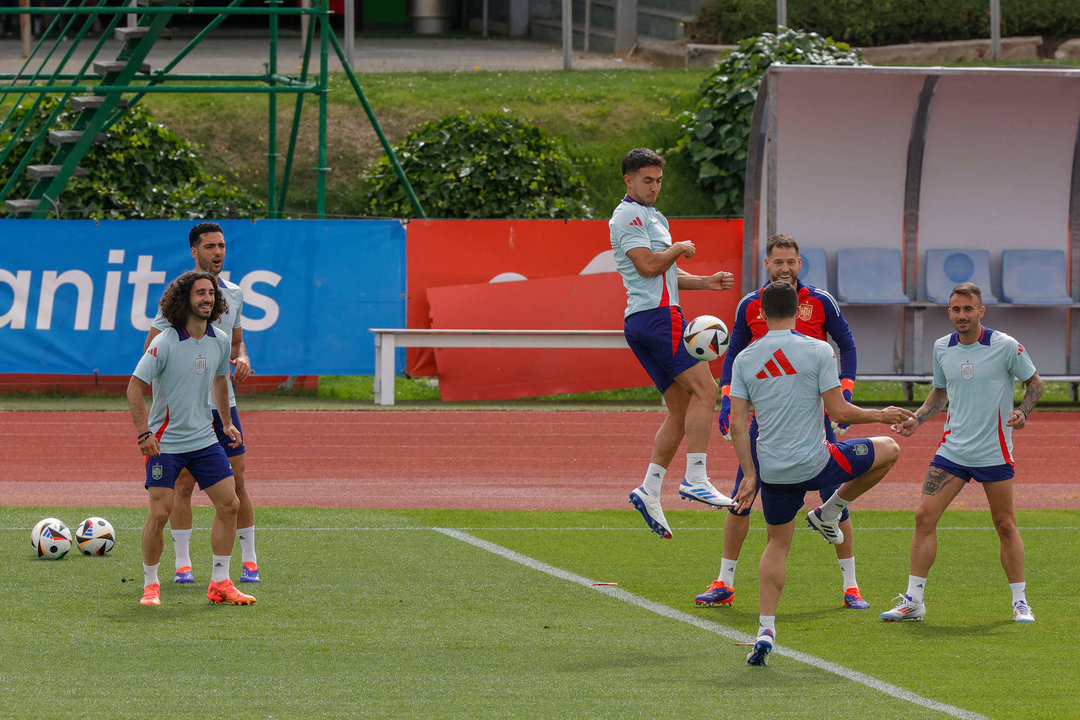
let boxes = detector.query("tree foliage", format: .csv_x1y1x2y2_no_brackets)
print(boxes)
357,112,592,219
677,28,866,217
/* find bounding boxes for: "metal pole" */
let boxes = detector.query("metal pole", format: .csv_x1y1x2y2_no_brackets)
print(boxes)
562,0,571,70
301,0,309,57
482,0,487,38
990,0,1001,62
777,0,786,28
268,0,279,217
317,0,328,218
344,0,354,70
584,0,590,53
19,0,29,59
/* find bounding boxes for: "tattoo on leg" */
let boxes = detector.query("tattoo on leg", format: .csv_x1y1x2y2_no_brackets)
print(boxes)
922,467,952,495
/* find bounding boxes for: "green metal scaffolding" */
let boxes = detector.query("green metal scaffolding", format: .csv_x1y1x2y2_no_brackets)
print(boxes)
0,0,424,219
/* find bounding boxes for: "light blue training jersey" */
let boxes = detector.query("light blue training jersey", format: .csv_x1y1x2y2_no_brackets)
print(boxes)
152,276,243,408
609,196,680,317
730,330,842,484
932,326,1037,467
134,324,232,453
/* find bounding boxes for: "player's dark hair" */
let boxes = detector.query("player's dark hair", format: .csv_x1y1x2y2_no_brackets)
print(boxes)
765,234,800,256
159,271,227,328
189,221,223,249
621,148,665,176
950,282,983,304
761,280,798,319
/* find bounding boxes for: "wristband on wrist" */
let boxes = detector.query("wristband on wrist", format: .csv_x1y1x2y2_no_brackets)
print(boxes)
138,431,152,442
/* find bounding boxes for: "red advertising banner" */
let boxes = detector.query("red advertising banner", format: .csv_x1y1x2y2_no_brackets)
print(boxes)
406,218,743,377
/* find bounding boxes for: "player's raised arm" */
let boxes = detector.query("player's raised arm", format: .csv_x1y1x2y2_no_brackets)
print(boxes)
676,267,735,291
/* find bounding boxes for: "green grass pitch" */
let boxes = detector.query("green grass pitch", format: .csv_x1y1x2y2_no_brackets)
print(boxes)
2,506,1076,719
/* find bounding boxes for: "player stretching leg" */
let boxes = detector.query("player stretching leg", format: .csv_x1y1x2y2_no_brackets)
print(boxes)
727,281,912,664
881,282,1042,623
610,148,737,538
696,235,868,609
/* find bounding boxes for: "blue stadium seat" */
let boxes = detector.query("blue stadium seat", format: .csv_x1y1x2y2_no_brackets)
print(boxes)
798,247,828,291
925,249,998,304
1001,249,1073,305
835,248,910,304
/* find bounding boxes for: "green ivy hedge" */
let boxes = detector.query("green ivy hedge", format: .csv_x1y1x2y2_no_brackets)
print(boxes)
691,0,1080,46
677,28,865,217
1,98,262,219
357,112,592,219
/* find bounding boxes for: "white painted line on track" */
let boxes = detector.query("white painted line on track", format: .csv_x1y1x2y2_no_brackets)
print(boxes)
435,526,992,720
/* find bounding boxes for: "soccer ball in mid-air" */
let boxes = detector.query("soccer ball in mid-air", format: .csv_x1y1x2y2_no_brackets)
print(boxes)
683,315,730,362
31,518,73,560
75,517,116,556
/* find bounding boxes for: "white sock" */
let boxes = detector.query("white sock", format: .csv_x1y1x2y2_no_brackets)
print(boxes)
642,463,666,496
818,491,850,524
1009,581,1027,605
685,452,708,483
211,554,231,583
718,558,738,587
171,528,192,570
757,615,776,638
236,526,257,565
907,575,927,604
143,563,160,587
838,557,858,590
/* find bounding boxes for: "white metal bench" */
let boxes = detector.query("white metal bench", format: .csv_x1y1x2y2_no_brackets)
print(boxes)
369,328,629,405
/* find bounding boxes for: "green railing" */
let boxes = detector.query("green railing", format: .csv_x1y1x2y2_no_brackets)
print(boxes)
0,0,424,219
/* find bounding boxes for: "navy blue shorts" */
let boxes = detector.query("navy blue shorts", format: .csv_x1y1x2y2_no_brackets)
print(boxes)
145,443,234,491
212,406,246,458
624,306,700,394
759,439,876,525
929,454,1014,483
729,415,849,522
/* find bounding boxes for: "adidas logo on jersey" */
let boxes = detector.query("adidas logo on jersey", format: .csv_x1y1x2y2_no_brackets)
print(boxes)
629,217,644,227
755,349,798,379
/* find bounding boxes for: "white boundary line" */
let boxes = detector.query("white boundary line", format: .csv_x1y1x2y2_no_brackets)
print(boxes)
1,525,1076,532
435,527,991,720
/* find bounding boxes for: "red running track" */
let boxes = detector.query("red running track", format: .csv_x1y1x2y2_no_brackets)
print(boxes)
0,410,1076,510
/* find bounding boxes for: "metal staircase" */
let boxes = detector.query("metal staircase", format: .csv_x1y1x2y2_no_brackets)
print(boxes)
0,0,424,219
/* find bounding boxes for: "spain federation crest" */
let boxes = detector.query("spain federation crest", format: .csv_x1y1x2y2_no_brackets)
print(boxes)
194,354,207,375
798,303,813,321
960,360,974,381
151,463,164,480
854,443,869,456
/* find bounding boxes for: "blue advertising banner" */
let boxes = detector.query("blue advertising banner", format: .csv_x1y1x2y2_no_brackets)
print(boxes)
0,219,405,375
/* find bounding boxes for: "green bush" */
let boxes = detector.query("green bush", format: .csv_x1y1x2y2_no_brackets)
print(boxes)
690,0,1080,46
0,97,263,219
357,112,592,219
677,28,865,217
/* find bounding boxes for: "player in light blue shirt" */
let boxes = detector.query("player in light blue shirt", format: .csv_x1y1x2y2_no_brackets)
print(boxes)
128,270,256,608
728,281,912,665
611,148,737,540
882,282,1043,624
145,222,261,585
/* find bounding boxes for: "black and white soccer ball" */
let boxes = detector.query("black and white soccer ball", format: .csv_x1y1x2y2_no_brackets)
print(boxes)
30,518,73,560
75,517,116,556
683,315,730,362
